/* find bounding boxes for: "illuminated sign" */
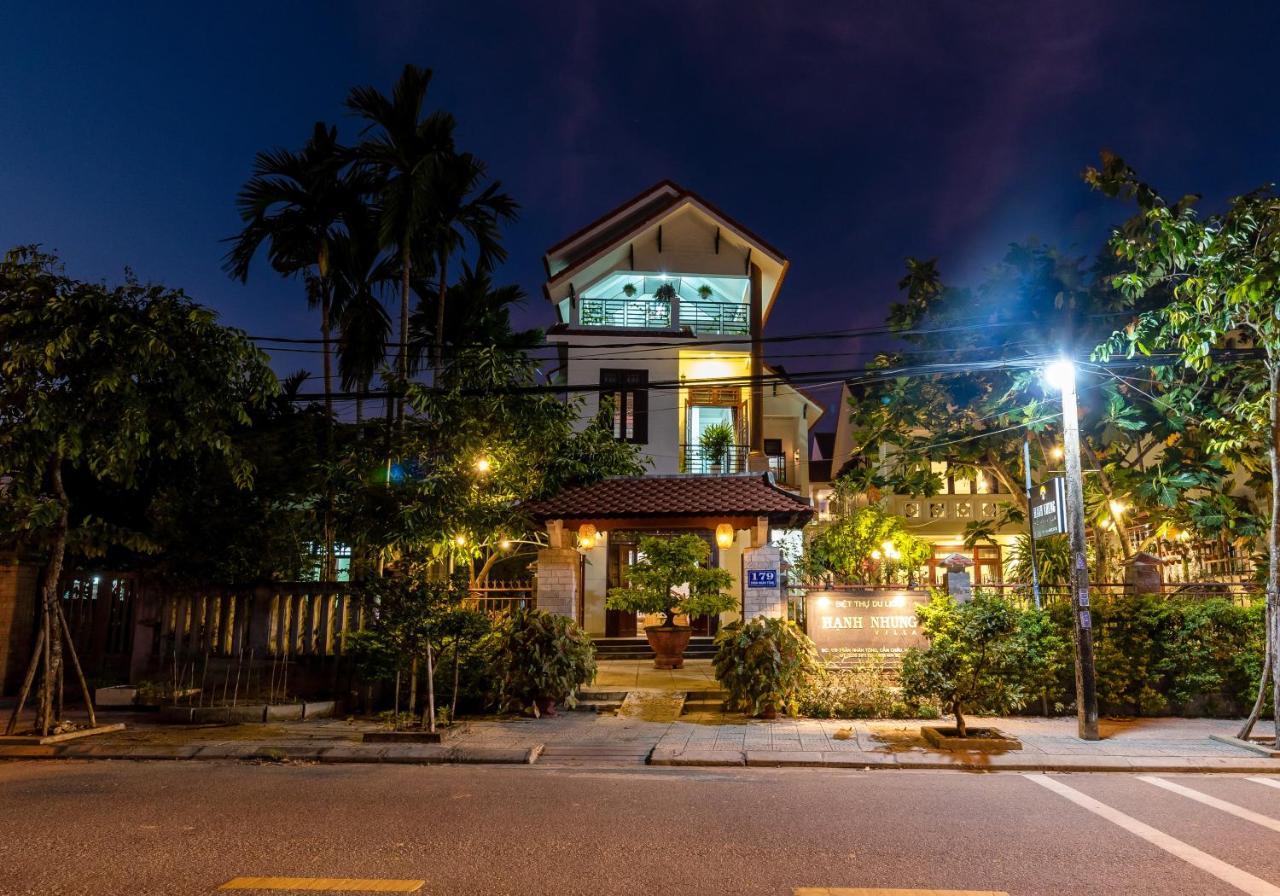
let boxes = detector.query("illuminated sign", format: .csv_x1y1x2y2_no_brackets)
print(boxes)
804,590,930,667
1030,476,1067,540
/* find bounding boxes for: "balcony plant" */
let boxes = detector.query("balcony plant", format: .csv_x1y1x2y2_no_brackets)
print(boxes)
697,284,713,301
606,534,735,668
699,421,736,474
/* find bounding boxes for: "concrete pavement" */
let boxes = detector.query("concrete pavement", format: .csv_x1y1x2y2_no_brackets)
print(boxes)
7,762,1280,894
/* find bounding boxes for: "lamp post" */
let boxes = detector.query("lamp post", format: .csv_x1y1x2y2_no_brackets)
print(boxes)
1045,359,1100,741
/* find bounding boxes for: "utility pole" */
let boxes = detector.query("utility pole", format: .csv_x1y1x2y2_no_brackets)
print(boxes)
1047,359,1099,741
1022,434,1042,609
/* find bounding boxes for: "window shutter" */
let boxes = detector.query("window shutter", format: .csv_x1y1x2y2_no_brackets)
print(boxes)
630,379,648,444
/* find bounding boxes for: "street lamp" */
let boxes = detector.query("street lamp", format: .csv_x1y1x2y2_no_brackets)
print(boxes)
1044,358,1100,741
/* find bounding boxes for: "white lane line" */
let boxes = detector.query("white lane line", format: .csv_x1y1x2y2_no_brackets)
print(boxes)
1140,776,1280,833
1026,774,1280,896
1249,777,1280,793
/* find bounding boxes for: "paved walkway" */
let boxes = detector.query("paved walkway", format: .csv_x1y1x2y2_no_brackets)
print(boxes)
591,658,718,690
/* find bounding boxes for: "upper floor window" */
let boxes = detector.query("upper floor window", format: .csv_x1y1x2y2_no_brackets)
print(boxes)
600,369,648,444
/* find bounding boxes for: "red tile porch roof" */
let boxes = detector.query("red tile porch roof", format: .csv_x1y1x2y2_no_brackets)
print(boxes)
522,473,814,529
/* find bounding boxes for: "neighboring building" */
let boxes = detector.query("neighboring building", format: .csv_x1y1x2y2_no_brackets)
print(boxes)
537,181,822,636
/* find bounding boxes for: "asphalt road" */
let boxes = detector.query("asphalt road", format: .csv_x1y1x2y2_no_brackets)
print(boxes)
3,761,1280,896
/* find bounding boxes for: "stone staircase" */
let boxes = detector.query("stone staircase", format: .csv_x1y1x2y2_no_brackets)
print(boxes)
591,636,718,660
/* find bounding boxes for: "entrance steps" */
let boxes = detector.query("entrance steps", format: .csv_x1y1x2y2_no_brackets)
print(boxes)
570,687,728,716
592,636,718,660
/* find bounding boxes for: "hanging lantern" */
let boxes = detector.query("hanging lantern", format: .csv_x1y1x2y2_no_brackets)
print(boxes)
577,523,598,550
715,523,735,549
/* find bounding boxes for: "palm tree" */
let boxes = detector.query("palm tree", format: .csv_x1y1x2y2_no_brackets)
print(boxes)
422,152,518,373
330,223,395,422
224,121,368,422
408,263,539,372
346,64,456,419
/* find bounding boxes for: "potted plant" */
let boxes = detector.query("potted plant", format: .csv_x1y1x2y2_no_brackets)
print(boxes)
653,281,677,303
486,608,596,717
621,282,638,298
606,534,735,669
699,421,735,474
697,284,714,301
713,616,818,718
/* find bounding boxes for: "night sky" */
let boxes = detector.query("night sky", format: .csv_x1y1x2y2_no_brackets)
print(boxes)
4,2,1279,424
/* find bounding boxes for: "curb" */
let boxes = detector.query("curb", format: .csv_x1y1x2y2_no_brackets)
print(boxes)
0,742,543,766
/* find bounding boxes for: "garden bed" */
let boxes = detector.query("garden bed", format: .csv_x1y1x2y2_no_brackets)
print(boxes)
0,723,126,746
362,722,470,744
158,700,335,724
921,725,1021,751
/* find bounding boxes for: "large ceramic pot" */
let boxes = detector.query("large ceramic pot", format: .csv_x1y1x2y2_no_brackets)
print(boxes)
645,625,693,669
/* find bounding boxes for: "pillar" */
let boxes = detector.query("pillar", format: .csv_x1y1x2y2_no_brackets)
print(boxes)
1124,551,1164,595
742,520,784,619
535,548,581,622
941,553,973,604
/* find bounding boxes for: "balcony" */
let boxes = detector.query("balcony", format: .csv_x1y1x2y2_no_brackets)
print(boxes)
680,444,791,484
887,493,1006,524
577,296,749,335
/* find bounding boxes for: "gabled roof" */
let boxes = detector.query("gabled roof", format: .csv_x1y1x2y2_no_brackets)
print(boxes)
522,472,813,529
542,180,790,313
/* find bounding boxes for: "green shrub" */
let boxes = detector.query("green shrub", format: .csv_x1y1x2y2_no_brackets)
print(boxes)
796,666,935,719
901,592,1065,736
486,608,596,715
606,534,735,625
714,616,818,717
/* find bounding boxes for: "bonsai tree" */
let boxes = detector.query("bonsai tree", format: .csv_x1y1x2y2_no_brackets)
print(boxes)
699,421,736,473
608,534,735,627
714,616,818,718
486,608,596,716
900,592,1062,737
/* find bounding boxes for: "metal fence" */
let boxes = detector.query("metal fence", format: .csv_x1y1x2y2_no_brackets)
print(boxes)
465,581,535,616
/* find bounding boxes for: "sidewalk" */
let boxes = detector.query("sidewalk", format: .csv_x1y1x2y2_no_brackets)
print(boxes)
2,707,1277,773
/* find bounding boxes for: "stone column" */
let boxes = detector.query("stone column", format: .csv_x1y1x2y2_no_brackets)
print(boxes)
0,555,40,696
941,553,974,604
742,544,784,620
535,548,581,623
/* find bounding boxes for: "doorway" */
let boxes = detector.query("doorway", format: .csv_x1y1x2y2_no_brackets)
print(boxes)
604,531,721,637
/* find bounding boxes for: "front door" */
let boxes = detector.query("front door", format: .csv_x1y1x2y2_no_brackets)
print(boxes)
606,538,639,637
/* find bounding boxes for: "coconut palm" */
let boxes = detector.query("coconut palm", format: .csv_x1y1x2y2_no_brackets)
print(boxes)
422,151,518,372
345,64,456,419
224,121,368,422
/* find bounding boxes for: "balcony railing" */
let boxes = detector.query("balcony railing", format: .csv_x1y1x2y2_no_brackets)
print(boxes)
682,444,750,474
577,297,749,335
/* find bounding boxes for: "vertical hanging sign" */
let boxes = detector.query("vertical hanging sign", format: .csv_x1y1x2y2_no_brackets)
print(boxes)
1030,476,1067,540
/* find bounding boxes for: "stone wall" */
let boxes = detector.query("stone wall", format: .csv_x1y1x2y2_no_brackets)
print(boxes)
741,544,784,619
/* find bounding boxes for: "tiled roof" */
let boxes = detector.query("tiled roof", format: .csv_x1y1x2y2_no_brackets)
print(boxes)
523,473,813,528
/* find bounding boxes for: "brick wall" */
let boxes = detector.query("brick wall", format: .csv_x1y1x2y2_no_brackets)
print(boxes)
535,548,580,622
742,544,784,619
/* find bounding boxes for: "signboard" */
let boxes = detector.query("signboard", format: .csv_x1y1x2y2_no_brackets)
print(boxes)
1030,476,1067,540
803,590,930,667
746,568,778,589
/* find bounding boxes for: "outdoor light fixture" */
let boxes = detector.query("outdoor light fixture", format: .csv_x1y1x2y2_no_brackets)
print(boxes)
871,549,882,561
816,595,831,609
715,523,735,549
1109,500,1127,516
1044,358,1075,391
454,534,467,547
1051,446,1065,460
474,456,492,474
499,538,512,551
577,523,598,551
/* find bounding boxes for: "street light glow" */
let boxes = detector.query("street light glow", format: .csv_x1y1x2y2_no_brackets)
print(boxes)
1044,359,1075,391
474,456,492,474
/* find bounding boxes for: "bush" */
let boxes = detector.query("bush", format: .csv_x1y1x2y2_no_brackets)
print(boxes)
486,608,596,715
901,592,1065,736
714,616,818,717
796,666,937,719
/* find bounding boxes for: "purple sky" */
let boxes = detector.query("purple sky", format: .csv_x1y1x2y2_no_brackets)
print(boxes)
4,2,1278,424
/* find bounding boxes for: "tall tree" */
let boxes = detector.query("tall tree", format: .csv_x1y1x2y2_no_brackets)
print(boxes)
330,217,395,422
346,64,455,415
224,121,368,422
1085,152,1280,739
421,151,518,373
408,263,541,370
0,248,276,734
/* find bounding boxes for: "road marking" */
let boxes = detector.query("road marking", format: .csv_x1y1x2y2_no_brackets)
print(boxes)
1026,774,1280,896
218,878,423,892
794,890,1008,895
1139,776,1280,833
1250,776,1280,793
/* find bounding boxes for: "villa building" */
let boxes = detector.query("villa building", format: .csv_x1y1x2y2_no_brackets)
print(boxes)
531,181,821,637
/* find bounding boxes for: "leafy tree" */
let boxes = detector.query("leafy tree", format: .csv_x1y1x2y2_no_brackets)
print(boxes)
606,534,735,626
900,592,1065,737
801,494,930,585
0,248,276,734
1085,152,1280,738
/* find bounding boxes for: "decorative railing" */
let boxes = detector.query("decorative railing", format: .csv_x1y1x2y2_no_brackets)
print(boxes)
464,581,535,616
680,300,749,335
578,296,671,329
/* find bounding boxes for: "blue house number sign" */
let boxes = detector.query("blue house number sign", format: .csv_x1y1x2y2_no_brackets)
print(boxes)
747,569,778,588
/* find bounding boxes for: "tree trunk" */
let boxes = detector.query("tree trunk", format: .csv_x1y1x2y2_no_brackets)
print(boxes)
407,657,418,721
423,641,437,734
397,240,412,428
450,638,461,724
1239,603,1271,739
953,702,967,738
319,271,336,580
434,255,448,380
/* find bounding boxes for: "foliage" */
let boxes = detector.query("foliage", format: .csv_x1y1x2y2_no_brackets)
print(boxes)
800,497,930,585
606,534,735,624
698,421,736,465
900,592,1066,736
1005,533,1075,588
796,666,938,720
713,617,819,717
485,608,596,714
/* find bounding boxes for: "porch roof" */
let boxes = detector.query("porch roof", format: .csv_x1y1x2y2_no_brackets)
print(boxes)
522,472,814,530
